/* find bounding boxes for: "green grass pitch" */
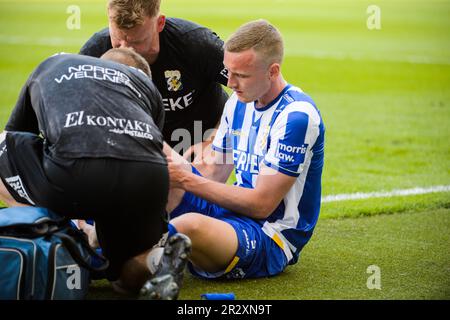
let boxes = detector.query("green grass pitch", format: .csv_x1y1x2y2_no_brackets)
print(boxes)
0,0,449,299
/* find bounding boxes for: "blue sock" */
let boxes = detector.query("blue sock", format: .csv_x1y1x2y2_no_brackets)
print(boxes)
168,223,178,237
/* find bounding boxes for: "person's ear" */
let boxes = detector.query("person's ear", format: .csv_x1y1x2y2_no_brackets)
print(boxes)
269,63,280,79
157,15,166,33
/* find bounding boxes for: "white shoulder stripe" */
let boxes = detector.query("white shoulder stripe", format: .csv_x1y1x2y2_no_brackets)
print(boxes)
282,101,321,125
286,85,304,93
224,93,239,126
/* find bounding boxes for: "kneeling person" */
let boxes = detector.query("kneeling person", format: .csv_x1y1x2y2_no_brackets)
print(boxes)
0,49,188,296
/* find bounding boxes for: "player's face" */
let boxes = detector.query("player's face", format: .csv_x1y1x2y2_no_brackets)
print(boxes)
224,49,272,106
108,9,165,65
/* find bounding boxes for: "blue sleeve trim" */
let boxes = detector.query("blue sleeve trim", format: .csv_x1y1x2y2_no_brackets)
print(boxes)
212,144,232,153
263,160,300,177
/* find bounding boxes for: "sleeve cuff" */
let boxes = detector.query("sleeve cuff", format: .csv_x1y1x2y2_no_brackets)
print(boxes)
263,160,300,177
212,144,232,153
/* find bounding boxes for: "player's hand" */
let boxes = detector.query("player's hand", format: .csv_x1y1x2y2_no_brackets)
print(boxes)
78,220,100,249
183,140,212,164
167,156,189,189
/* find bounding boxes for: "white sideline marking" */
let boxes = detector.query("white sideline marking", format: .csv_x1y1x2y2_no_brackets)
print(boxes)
322,185,450,203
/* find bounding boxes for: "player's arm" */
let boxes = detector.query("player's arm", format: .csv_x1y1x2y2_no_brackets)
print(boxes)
186,27,228,86
182,120,219,170
189,26,229,157
168,160,295,219
180,28,228,164
5,76,39,134
191,98,235,182
150,85,166,132
195,147,234,183
166,140,234,184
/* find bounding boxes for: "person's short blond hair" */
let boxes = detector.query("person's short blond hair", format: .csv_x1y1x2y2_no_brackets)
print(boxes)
224,19,284,66
108,0,161,29
101,47,152,77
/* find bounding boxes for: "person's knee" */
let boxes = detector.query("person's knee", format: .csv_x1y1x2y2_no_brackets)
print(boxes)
171,213,238,273
171,212,205,238
113,252,151,295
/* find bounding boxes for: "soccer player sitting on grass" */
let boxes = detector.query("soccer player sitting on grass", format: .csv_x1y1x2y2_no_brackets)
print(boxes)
0,48,191,299
164,19,325,280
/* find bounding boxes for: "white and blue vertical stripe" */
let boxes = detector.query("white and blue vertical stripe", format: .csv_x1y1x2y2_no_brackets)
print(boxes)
212,85,325,263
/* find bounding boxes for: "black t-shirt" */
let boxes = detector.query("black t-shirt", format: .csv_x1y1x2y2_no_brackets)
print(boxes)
79,17,229,147
6,53,166,164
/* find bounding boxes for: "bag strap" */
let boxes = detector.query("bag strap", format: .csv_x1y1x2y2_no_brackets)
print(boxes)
54,228,109,272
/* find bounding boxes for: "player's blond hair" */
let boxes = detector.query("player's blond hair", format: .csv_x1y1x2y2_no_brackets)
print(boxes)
101,47,152,77
224,19,284,67
108,0,161,29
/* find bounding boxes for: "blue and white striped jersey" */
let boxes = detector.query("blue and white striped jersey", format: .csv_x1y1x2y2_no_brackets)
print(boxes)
212,84,325,264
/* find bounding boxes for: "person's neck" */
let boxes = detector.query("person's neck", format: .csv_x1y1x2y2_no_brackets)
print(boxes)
146,52,159,65
255,75,287,109
145,37,161,65
145,44,160,65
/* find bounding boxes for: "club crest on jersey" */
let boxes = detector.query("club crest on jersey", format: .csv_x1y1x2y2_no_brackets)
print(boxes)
164,70,183,92
259,125,271,151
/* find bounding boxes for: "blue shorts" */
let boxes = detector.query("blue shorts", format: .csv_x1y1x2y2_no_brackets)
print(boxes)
170,167,288,279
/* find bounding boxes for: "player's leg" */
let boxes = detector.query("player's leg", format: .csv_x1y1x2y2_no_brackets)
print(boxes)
0,131,24,206
0,131,42,208
0,179,29,207
88,159,170,294
140,232,192,300
39,155,171,295
170,212,238,272
173,212,289,280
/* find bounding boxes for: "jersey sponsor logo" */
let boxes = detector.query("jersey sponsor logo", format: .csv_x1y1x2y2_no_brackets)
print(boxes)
5,175,35,205
164,70,183,92
220,67,229,79
233,149,260,174
54,64,142,98
162,90,195,111
276,142,308,163
63,111,154,140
